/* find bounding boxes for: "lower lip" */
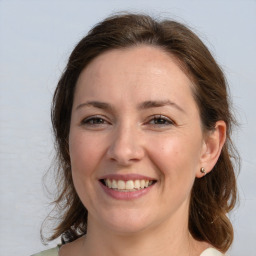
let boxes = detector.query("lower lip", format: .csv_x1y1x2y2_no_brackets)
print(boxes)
99,181,155,200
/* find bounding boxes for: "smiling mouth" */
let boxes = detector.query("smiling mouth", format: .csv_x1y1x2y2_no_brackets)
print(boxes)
100,179,157,192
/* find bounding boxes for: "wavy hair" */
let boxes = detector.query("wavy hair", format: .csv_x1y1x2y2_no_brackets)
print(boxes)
42,13,239,252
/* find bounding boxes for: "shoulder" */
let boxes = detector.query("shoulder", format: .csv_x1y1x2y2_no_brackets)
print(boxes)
200,248,227,256
30,246,59,256
58,236,85,255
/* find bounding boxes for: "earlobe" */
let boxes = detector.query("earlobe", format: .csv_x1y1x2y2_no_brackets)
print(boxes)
200,167,207,176
196,120,226,178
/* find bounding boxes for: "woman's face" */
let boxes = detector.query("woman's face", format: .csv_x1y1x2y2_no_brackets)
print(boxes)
69,46,207,234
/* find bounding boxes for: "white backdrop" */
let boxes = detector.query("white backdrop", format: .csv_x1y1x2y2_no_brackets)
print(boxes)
0,1,255,256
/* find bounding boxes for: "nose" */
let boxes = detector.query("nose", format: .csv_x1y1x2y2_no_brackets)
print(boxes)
106,124,145,166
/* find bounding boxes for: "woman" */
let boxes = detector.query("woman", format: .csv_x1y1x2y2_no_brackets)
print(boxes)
32,13,238,256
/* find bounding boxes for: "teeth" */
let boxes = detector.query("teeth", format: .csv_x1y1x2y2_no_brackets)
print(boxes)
125,180,134,189
106,179,112,188
117,180,125,189
134,180,140,189
112,179,117,189
104,179,154,191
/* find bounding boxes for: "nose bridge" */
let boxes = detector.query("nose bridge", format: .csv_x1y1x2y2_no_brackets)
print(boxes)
107,120,144,165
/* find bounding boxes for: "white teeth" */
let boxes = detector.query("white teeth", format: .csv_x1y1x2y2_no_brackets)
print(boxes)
112,179,117,189
106,179,112,188
117,180,126,189
125,180,134,189
134,180,140,189
104,179,154,191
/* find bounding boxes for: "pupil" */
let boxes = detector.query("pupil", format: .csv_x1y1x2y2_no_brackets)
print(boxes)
93,118,103,124
155,118,165,124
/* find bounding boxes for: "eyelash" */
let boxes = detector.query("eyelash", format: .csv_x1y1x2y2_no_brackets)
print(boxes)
147,115,174,126
80,115,174,128
81,115,110,126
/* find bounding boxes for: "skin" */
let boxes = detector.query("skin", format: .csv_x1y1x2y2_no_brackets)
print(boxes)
60,46,226,256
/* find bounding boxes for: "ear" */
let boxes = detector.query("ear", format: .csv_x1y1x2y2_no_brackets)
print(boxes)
196,120,226,178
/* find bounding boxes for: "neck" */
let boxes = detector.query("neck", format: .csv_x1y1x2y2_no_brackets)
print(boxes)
82,212,198,256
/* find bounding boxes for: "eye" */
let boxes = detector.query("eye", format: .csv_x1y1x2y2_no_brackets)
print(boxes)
81,116,110,127
147,115,174,126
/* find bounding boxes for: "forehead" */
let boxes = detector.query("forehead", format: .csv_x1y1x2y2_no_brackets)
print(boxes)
79,45,186,81
74,46,197,112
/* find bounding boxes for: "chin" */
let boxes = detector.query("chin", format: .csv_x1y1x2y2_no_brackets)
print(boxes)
96,210,154,235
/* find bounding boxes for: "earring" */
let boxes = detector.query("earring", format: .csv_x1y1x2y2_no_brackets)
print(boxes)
200,167,207,176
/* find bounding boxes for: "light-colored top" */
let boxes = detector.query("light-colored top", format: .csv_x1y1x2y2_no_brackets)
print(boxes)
31,246,59,256
200,248,226,256
31,246,226,256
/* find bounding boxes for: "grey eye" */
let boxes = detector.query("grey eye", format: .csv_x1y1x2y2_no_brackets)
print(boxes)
82,116,108,126
149,115,173,125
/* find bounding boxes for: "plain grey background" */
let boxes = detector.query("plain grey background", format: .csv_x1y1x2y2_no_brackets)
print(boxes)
0,1,255,255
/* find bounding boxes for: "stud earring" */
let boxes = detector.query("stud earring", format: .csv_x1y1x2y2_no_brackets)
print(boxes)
200,167,207,176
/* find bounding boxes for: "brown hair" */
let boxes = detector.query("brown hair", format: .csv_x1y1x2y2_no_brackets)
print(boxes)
43,13,239,252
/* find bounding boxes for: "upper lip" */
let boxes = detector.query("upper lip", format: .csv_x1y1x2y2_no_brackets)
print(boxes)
99,173,157,181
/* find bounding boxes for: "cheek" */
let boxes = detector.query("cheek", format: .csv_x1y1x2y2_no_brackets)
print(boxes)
146,133,202,179
69,132,103,176
146,134,202,208
69,131,107,208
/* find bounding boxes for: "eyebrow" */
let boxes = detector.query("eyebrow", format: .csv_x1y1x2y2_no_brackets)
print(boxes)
76,101,112,111
138,100,185,113
76,100,185,113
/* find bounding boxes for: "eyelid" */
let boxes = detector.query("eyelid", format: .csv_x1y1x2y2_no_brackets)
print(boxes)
146,114,175,126
80,115,111,126
80,114,175,127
